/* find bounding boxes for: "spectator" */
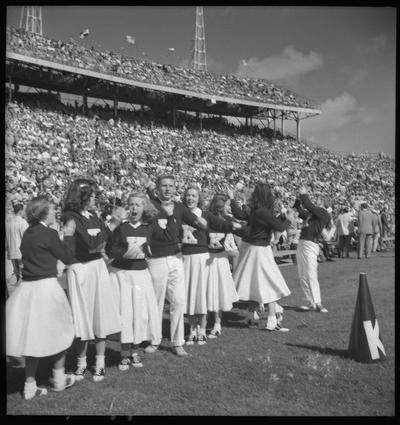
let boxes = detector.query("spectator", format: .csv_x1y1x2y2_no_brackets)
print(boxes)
335,207,354,258
357,203,374,259
6,202,29,288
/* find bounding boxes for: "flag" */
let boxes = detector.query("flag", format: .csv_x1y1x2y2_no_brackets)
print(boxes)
168,47,175,52
126,35,135,45
241,59,248,66
79,29,90,39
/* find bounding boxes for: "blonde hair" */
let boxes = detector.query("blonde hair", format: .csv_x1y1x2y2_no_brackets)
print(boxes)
127,192,159,223
183,184,203,209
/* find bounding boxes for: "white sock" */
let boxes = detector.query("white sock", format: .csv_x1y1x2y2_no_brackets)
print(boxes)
199,328,206,336
213,323,221,331
52,368,66,383
95,355,105,369
77,356,87,369
24,380,37,391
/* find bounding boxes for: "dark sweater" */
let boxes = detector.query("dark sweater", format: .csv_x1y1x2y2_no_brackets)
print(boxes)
61,209,112,263
147,194,203,258
294,194,331,243
208,214,235,254
21,222,75,281
246,208,290,246
230,199,252,240
181,210,233,255
106,217,177,270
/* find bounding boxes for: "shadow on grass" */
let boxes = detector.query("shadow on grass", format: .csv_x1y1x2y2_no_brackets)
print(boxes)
220,310,248,329
285,342,349,359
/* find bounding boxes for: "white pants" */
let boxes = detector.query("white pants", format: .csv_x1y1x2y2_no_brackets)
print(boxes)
147,254,185,347
296,240,321,306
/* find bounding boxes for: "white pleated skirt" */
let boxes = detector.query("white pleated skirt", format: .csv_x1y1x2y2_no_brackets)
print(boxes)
67,258,121,341
233,242,291,304
6,278,75,358
109,266,161,345
183,252,210,315
207,252,239,312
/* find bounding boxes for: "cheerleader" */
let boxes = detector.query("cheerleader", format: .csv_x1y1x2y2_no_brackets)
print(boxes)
62,178,122,383
106,192,177,370
182,185,241,345
206,193,240,339
232,183,293,331
6,196,76,400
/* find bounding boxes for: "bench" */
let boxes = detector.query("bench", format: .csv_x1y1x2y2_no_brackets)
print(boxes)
274,249,297,265
381,236,395,248
274,249,297,258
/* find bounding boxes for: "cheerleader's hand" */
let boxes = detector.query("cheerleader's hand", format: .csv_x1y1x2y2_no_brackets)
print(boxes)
226,188,235,200
63,219,76,237
195,216,208,229
232,221,242,231
299,186,308,195
108,207,127,231
285,209,295,222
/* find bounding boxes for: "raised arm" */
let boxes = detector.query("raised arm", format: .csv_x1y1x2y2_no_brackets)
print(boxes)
230,199,250,221
255,208,290,232
293,198,310,221
105,225,128,260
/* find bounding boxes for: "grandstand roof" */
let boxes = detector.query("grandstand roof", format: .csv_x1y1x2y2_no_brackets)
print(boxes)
6,51,321,120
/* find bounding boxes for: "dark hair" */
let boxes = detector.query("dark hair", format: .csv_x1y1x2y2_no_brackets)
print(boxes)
63,178,96,213
13,203,24,215
156,174,175,187
183,184,203,209
26,196,50,224
251,183,274,210
208,193,228,216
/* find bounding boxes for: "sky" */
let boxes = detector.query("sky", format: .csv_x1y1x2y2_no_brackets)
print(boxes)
6,5,396,157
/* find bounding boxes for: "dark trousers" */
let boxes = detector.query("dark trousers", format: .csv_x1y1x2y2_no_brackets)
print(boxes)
338,235,351,257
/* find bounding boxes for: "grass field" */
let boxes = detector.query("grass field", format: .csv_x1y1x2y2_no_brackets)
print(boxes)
6,250,395,416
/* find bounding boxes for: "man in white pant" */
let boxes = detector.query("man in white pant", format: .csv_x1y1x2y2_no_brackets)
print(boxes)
293,187,331,313
145,175,207,356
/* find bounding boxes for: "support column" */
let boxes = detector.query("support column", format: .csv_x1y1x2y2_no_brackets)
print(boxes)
199,111,203,131
8,76,12,103
249,117,253,136
296,114,301,142
82,93,88,115
113,96,118,117
172,107,176,128
281,112,285,135
273,111,276,139
245,117,248,127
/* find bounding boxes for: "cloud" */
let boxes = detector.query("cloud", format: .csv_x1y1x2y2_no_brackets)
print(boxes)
357,34,387,54
306,92,381,134
235,46,323,81
347,68,368,88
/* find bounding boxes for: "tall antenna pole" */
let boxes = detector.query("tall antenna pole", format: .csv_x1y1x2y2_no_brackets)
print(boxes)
192,6,207,71
20,6,43,36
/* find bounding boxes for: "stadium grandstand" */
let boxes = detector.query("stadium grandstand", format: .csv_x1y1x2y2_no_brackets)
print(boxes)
5,25,395,230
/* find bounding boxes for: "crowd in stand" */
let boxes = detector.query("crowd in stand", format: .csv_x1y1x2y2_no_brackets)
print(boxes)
5,97,395,232
6,25,316,109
